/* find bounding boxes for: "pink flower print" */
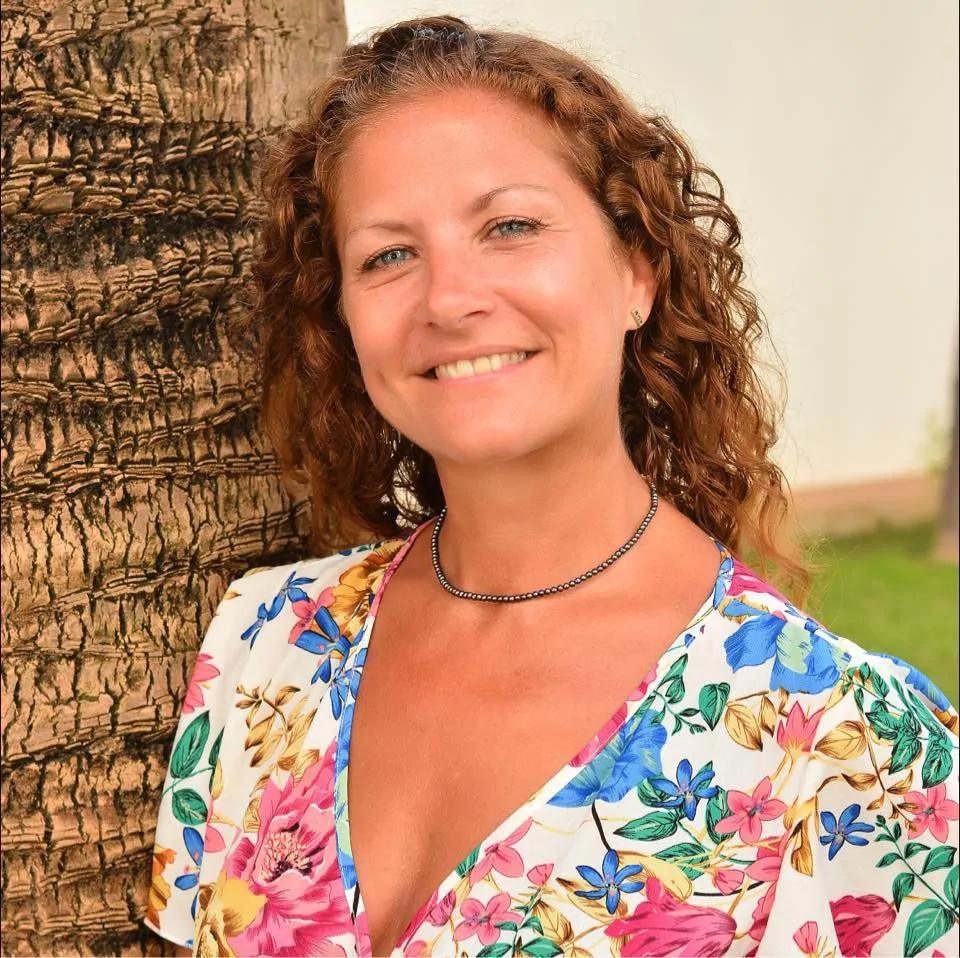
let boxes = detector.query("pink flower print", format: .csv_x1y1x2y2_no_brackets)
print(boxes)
183,653,220,713
426,889,456,926
607,879,737,957
829,894,896,957
203,800,226,853
204,825,226,853
397,887,455,950
775,702,825,760
527,863,554,886
629,666,660,701
730,561,788,603
403,942,429,957
747,884,777,943
572,705,628,766
744,834,790,942
453,892,522,947
716,777,787,845
470,818,532,883
793,920,832,957
744,833,789,883
223,741,352,956
289,587,335,646
712,868,744,894
902,783,960,843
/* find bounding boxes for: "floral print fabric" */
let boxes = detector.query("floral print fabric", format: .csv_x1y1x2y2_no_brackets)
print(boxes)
146,524,960,957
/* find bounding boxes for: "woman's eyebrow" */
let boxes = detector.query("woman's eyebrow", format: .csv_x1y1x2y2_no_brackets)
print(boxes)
469,182,552,214
343,183,552,245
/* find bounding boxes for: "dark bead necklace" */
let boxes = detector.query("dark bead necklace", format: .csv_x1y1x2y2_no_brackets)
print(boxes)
430,486,659,603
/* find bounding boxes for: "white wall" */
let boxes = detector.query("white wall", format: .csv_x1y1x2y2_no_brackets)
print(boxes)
343,0,959,488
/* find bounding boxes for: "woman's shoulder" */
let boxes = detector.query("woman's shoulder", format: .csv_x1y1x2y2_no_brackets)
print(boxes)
215,536,408,619
188,536,409,682
704,549,957,725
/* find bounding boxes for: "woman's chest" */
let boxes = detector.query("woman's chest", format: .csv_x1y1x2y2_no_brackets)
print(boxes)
344,610,669,955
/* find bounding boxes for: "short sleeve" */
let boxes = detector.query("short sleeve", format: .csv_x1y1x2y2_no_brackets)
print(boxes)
144,576,253,950
759,654,959,957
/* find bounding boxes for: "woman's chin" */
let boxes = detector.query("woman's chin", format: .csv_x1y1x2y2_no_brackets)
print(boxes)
419,426,554,469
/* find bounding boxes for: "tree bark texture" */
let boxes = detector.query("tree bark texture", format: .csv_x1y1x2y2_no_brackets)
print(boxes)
1,2,345,954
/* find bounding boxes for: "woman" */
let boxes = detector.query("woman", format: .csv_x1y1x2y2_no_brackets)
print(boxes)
147,16,959,958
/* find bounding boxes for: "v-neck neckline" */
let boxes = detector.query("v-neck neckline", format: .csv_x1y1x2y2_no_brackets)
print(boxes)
332,521,733,958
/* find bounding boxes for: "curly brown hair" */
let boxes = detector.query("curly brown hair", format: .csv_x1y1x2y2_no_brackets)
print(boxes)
252,15,807,595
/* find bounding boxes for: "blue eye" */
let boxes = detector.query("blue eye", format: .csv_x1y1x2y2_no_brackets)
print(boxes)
364,248,411,271
493,218,541,238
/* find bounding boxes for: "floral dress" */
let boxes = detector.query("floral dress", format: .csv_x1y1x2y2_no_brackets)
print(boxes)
146,521,960,957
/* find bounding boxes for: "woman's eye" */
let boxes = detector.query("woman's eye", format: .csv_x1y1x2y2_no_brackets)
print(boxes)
491,218,542,238
363,247,411,272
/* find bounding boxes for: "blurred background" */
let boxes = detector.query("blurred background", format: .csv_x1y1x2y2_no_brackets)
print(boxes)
344,0,960,703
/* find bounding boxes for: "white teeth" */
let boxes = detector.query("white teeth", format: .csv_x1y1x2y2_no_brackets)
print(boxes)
434,351,528,380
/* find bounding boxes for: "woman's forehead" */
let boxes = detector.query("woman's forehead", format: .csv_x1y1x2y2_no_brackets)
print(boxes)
333,89,576,214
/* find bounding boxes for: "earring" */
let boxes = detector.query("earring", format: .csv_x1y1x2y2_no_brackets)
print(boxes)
630,308,646,329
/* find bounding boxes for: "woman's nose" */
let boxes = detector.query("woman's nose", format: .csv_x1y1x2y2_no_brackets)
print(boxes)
420,245,495,329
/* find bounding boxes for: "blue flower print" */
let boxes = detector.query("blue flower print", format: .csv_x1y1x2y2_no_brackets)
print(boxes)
575,848,645,913
331,648,366,719
549,710,667,807
293,605,354,685
724,613,849,694
820,803,875,860
647,759,719,821
873,652,952,712
174,827,204,918
240,572,315,648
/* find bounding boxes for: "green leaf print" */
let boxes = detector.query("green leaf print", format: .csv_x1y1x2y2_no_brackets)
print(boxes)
921,846,957,875
869,666,890,699
867,702,901,741
656,841,711,880
519,938,564,957
456,843,480,878
698,683,730,730
921,739,954,788
705,790,730,845
876,852,900,868
172,788,208,825
636,778,674,806
893,872,915,910
208,728,224,789
903,899,955,957
208,727,223,769
170,711,211,778
477,943,511,958
904,842,931,859
615,810,679,842
522,915,543,935
889,729,922,775
945,865,958,909
664,678,685,704
659,654,688,687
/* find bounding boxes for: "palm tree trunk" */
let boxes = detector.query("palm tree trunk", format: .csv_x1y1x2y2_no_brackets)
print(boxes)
0,2,345,953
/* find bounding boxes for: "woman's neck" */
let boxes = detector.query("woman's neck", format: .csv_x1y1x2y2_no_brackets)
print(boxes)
431,438,653,597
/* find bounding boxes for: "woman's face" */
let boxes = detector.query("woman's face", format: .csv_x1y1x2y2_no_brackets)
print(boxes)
335,86,654,468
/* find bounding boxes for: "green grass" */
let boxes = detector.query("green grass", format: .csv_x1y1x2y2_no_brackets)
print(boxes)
807,523,959,709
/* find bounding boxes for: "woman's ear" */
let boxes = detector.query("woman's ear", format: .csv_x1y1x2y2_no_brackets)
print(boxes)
623,248,657,332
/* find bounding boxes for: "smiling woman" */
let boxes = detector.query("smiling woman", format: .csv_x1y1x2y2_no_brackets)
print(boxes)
147,15,959,958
